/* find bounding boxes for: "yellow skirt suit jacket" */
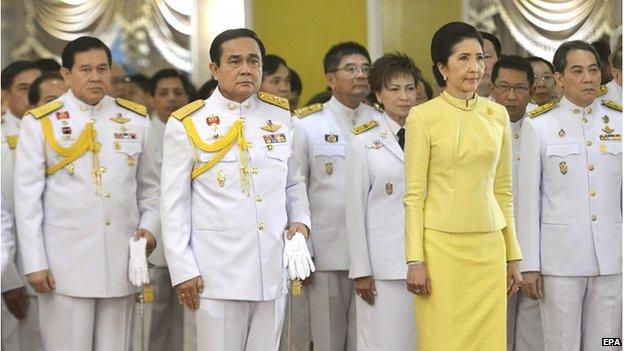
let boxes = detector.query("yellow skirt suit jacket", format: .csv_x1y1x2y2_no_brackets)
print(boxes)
404,91,522,351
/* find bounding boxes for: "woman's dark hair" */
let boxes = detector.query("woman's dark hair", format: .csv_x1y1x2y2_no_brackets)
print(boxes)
430,22,483,87
368,52,422,106
262,54,287,79
196,79,218,100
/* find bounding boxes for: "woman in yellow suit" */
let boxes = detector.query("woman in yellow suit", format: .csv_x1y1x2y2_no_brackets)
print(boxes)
404,22,523,351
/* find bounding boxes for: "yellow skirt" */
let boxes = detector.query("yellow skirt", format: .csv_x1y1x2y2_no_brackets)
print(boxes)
414,228,507,351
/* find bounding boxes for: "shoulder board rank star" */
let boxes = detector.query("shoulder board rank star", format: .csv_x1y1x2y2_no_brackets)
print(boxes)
528,100,557,118
597,84,608,97
258,92,289,110
602,99,622,112
26,100,63,119
294,103,322,118
110,113,130,124
260,120,282,132
116,98,147,117
352,120,379,135
172,100,205,121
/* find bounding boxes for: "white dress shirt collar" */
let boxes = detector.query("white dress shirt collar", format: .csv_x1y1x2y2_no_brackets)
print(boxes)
209,87,258,114
559,96,598,116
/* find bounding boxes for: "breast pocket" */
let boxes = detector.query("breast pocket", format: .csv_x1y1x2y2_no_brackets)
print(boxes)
266,143,291,162
546,143,579,158
312,143,346,177
114,141,142,167
197,147,238,188
600,142,622,176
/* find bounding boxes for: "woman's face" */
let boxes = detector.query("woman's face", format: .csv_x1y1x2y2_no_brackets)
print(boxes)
438,38,484,97
375,73,417,124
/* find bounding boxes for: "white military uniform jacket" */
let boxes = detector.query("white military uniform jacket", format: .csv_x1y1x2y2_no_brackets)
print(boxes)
14,91,160,297
345,113,408,280
511,113,527,218
1,110,26,293
517,97,622,276
147,114,167,267
161,89,310,301
292,97,379,271
603,80,622,105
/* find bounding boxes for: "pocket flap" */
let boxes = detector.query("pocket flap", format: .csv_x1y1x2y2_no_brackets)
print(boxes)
198,148,237,163
312,144,346,157
115,142,142,156
546,144,579,157
602,142,622,155
266,143,290,161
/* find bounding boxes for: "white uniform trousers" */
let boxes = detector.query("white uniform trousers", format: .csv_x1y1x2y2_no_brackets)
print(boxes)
130,268,183,351
514,292,544,351
38,293,134,351
195,296,286,351
355,280,415,351
183,307,197,351
541,275,622,351
1,295,42,351
309,271,356,351
280,283,312,351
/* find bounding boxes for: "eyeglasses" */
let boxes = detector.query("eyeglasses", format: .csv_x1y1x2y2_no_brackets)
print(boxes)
494,84,530,93
331,64,372,75
534,74,553,83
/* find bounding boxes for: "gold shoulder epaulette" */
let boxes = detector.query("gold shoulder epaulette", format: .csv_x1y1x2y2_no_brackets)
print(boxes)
352,120,379,135
528,100,557,118
602,99,622,112
294,103,322,118
116,98,147,117
26,100,63,119
258,92,289,110
172,100,205,121
597,84,608,97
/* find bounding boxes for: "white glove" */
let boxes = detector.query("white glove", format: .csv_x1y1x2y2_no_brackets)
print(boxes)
128,236,149,287
283,232,315,280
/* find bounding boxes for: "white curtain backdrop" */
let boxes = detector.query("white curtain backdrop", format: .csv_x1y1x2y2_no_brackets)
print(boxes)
469,0,621,59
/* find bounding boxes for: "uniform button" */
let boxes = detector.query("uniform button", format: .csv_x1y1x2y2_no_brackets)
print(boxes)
104,192,111,199
105,218,111,225
590,190,596,197
588,164,595,171
100,166,107,173
586,140,592,147
591,214,597,221
513,133,519,139
573,109,580,114
582,117,588,123
247,141,254,148
257,222,265,230
252,167,259,174
267,145,274,151
255,195,263,202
